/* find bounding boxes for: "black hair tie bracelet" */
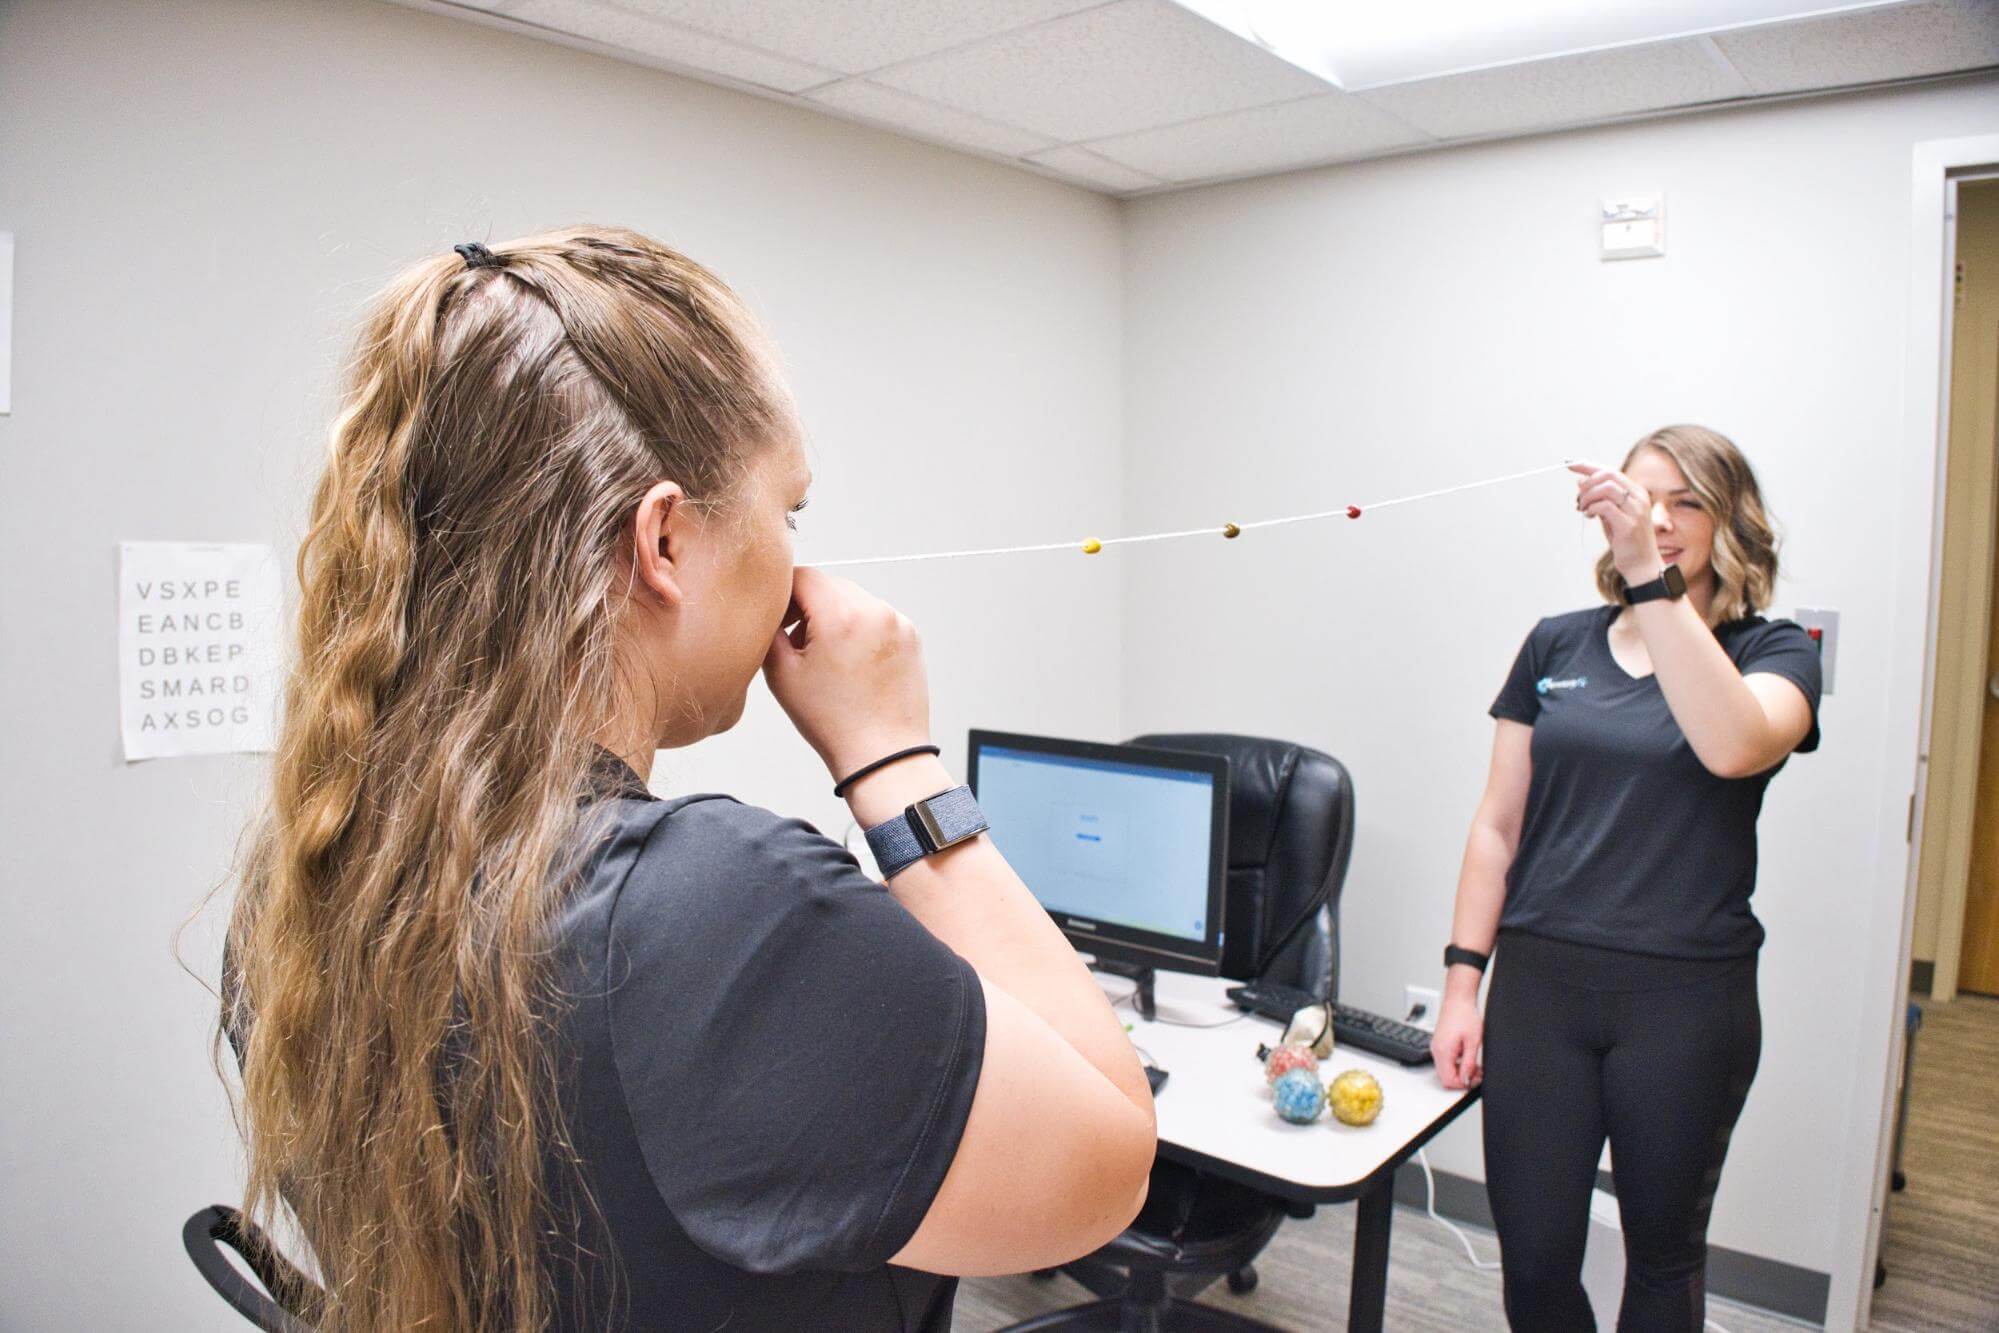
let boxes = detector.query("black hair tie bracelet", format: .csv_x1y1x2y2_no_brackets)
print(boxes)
833,745,941,799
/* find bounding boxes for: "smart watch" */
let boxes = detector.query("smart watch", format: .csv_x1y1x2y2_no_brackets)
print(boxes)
1621,563,1687,605
864,786,989,879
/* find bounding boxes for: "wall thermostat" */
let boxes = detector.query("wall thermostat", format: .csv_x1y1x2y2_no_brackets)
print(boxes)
1602,195,1665,260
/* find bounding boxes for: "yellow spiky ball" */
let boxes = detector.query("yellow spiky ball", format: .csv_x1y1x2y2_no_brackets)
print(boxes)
1327,1069,1383,1126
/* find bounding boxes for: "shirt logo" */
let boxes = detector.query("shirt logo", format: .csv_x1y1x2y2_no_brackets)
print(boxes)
1536,675,1588,695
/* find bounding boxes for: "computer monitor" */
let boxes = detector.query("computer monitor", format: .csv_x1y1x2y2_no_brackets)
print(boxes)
968,729,1229,978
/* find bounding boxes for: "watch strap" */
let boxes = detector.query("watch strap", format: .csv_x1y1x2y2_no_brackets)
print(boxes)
865,785,988,879
1444,944,1490,973
1622,563,1687,605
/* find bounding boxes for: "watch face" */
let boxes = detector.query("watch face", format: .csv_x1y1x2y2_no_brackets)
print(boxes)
1663,563,1687,596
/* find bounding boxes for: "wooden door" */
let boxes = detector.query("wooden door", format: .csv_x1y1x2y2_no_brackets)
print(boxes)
1966,338,1999,998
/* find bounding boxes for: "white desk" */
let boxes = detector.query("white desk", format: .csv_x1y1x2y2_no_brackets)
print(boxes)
1108,970,1480,1332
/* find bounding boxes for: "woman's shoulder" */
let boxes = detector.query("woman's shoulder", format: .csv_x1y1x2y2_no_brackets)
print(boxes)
613,794,865,928
1716,612,1817,658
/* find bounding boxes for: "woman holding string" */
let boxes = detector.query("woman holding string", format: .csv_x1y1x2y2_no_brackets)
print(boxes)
1431,428,1822,1331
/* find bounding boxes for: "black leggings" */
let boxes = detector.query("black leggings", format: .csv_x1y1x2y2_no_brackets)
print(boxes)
1482,930,1760,1333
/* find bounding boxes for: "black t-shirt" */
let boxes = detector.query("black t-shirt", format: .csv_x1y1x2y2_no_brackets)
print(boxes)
1489,605,1822,958
542,756,987,1329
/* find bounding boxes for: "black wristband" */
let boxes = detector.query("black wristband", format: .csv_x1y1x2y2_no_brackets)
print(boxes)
832,744,941,799
1444,944,1490,973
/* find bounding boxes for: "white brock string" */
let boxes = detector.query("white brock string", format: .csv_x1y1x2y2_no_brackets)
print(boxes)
805,460,1574,569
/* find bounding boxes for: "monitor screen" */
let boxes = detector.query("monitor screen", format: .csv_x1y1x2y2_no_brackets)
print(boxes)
968,730,1228,974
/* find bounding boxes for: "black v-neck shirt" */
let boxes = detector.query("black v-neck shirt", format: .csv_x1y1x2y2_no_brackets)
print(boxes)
539,753,987,1329
1489,605,1822,958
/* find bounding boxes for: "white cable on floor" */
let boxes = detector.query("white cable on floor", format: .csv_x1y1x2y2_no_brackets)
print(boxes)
1417,1149,1502,1272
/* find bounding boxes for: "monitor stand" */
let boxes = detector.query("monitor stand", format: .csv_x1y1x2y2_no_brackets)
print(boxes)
1092,959,1157,1021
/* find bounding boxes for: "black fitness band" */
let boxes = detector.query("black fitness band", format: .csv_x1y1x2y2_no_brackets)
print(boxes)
1444,944,1490,973
832,745,941,799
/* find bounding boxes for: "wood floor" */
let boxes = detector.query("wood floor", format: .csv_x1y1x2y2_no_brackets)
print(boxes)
960,996,1999,1331
1868,992,1999,1332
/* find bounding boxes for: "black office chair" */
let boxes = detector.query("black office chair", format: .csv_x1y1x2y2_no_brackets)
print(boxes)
183,1204,320,1331
1008,733,1355,1333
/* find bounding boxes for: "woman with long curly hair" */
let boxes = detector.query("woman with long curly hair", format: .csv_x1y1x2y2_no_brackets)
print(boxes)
223,226,1154,1331
1429,428,1822,1331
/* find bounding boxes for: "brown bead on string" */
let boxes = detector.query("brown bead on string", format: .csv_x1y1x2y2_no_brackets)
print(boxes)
1222,523,1241,539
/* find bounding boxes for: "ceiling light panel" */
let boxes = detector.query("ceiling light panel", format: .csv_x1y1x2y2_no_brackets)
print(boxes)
1174,0,1916,90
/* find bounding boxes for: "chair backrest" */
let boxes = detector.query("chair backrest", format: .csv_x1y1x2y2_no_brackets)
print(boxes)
1126,733,1353,992
183,1204,319,1332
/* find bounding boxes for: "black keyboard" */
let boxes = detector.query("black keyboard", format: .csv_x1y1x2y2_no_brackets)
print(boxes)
1226,980,1434,1067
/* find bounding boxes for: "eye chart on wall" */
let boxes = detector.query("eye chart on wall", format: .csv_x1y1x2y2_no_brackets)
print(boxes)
118,541,283,761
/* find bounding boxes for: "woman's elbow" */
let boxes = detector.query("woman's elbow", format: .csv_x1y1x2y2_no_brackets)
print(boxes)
1699,742,1776,781
1088,1106,1156,1245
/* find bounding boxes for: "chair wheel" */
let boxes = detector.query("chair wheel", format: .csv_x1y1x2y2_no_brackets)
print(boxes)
1892,1170,1907,1193
1227,1265,1258,1295
1875,1259,1887,1290
1031,1268,1058,1281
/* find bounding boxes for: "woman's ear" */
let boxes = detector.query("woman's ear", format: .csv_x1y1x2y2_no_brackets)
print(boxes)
631,480,689,608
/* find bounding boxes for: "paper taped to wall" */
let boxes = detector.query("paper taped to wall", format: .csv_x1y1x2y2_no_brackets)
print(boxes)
118,541,282,761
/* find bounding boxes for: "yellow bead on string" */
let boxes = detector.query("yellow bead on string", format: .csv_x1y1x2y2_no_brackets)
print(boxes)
1081,538,1103,555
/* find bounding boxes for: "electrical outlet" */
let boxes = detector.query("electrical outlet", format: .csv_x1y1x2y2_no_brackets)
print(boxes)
1405,985,1440,1031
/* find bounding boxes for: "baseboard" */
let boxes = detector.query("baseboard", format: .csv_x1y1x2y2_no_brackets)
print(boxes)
1392,1162,1830,1325
1910,958,1934,994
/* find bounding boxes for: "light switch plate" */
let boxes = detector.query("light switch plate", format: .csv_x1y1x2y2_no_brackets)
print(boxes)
1794,607,1838,696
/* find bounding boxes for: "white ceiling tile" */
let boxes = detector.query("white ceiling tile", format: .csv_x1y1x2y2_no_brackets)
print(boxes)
805,79,1057,158
1083,93,1433,183
622,0,1108,76
1357,38,1753,140
1713,0,1999,95
869,0,1332,144
1024,145,1166,192
505,0,835,92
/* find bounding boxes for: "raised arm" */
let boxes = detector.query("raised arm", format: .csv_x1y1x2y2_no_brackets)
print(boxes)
1573,461,1812,778
763,567,1154,1276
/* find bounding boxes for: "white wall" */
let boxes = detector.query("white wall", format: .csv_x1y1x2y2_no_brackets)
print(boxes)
0,1,1122,1327
1120,77,1999,1283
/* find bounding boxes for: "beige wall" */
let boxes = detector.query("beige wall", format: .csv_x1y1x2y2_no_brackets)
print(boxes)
1913,178,1999,983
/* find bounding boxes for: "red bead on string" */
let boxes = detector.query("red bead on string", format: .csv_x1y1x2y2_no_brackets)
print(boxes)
1346,505,1363,519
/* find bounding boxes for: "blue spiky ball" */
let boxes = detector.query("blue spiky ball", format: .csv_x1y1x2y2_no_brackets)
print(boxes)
1272,1068,1325,1124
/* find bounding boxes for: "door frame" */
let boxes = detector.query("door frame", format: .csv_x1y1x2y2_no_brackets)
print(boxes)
1927,174,1999,1003
1829,131,1999,1332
